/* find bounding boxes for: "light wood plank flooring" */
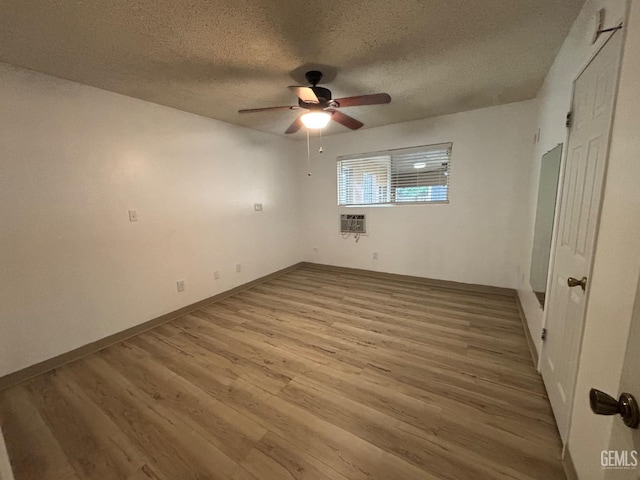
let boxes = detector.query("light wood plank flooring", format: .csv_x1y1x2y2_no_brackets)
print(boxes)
0,266,565,480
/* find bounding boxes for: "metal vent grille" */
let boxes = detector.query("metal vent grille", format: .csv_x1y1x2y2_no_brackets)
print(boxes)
340,214,366,233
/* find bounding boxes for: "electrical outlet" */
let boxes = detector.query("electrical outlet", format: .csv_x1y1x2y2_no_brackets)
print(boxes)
373,252,379,260
236,264,242,273
254,203,263,212
128,210,138,222
214,271,220,280
176,280,185,292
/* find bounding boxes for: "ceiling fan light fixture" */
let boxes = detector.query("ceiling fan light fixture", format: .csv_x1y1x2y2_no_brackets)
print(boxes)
301,111,331,129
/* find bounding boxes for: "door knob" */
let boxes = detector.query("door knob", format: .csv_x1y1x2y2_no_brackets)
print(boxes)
590,388,640,428
567,276,587,291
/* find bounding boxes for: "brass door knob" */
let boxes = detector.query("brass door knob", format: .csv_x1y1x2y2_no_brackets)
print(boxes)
567,276,587,291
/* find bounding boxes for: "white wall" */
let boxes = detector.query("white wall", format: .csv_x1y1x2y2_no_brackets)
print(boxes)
517,0,630,357
0,63,302,378
0,427,13,480
300,100,537,289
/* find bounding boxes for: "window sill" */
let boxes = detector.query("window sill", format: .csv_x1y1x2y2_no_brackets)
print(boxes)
339,201,449,208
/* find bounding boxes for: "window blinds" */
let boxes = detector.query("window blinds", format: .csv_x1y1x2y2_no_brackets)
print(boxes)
337,143,452,206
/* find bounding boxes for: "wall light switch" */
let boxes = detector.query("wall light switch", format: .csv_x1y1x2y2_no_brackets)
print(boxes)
373,252,379,260
254,203,263,212
129,210,138,222
236,264,242,273
214,271,220,280
176,280,185,292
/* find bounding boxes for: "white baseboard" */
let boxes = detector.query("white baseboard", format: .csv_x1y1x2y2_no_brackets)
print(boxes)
517,287,545,368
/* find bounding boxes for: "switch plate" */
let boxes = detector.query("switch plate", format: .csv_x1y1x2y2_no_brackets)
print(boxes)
373,252,379,260
176,280,185,292
128,210,138,222
214,271,220,280
236,264,242,273
254,203,263,212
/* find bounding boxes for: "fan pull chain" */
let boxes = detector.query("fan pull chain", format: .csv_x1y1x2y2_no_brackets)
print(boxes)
306,128,311,177
318,128,323,154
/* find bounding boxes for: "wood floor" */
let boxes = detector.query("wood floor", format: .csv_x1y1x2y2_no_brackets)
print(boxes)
0,266,565,480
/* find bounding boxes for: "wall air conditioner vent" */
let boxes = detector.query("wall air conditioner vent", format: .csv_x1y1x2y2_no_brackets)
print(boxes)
340,214,366,233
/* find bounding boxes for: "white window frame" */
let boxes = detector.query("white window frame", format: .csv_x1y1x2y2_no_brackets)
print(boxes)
337,143,452,206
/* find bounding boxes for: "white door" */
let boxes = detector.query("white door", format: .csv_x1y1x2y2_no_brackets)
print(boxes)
604,273,640,479
541,30,624,442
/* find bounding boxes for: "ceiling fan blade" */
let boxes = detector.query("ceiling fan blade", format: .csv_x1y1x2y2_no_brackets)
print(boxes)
285,115,304,134
238,106,300,113
327,109,364,130
289,86,319,104
333,93,391,108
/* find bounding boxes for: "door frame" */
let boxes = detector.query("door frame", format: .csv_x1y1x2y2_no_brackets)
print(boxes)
538,11,629,445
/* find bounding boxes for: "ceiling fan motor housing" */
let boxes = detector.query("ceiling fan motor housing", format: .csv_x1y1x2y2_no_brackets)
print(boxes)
298,86,332,108
305,70,323,85
301,70,332,107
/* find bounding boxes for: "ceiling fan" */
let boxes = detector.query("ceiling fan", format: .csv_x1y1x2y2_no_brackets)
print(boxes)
238,70,391,134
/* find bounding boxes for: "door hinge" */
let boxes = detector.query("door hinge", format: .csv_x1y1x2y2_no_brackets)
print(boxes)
566,111,573,128
541,328,547,341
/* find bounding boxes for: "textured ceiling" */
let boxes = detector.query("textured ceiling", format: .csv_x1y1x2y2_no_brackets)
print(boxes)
0,0,584,138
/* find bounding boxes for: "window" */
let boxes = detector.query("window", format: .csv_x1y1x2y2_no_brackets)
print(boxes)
337,143,451,206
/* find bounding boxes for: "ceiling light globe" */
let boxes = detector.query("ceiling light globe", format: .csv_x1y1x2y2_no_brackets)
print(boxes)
301,111,331,129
